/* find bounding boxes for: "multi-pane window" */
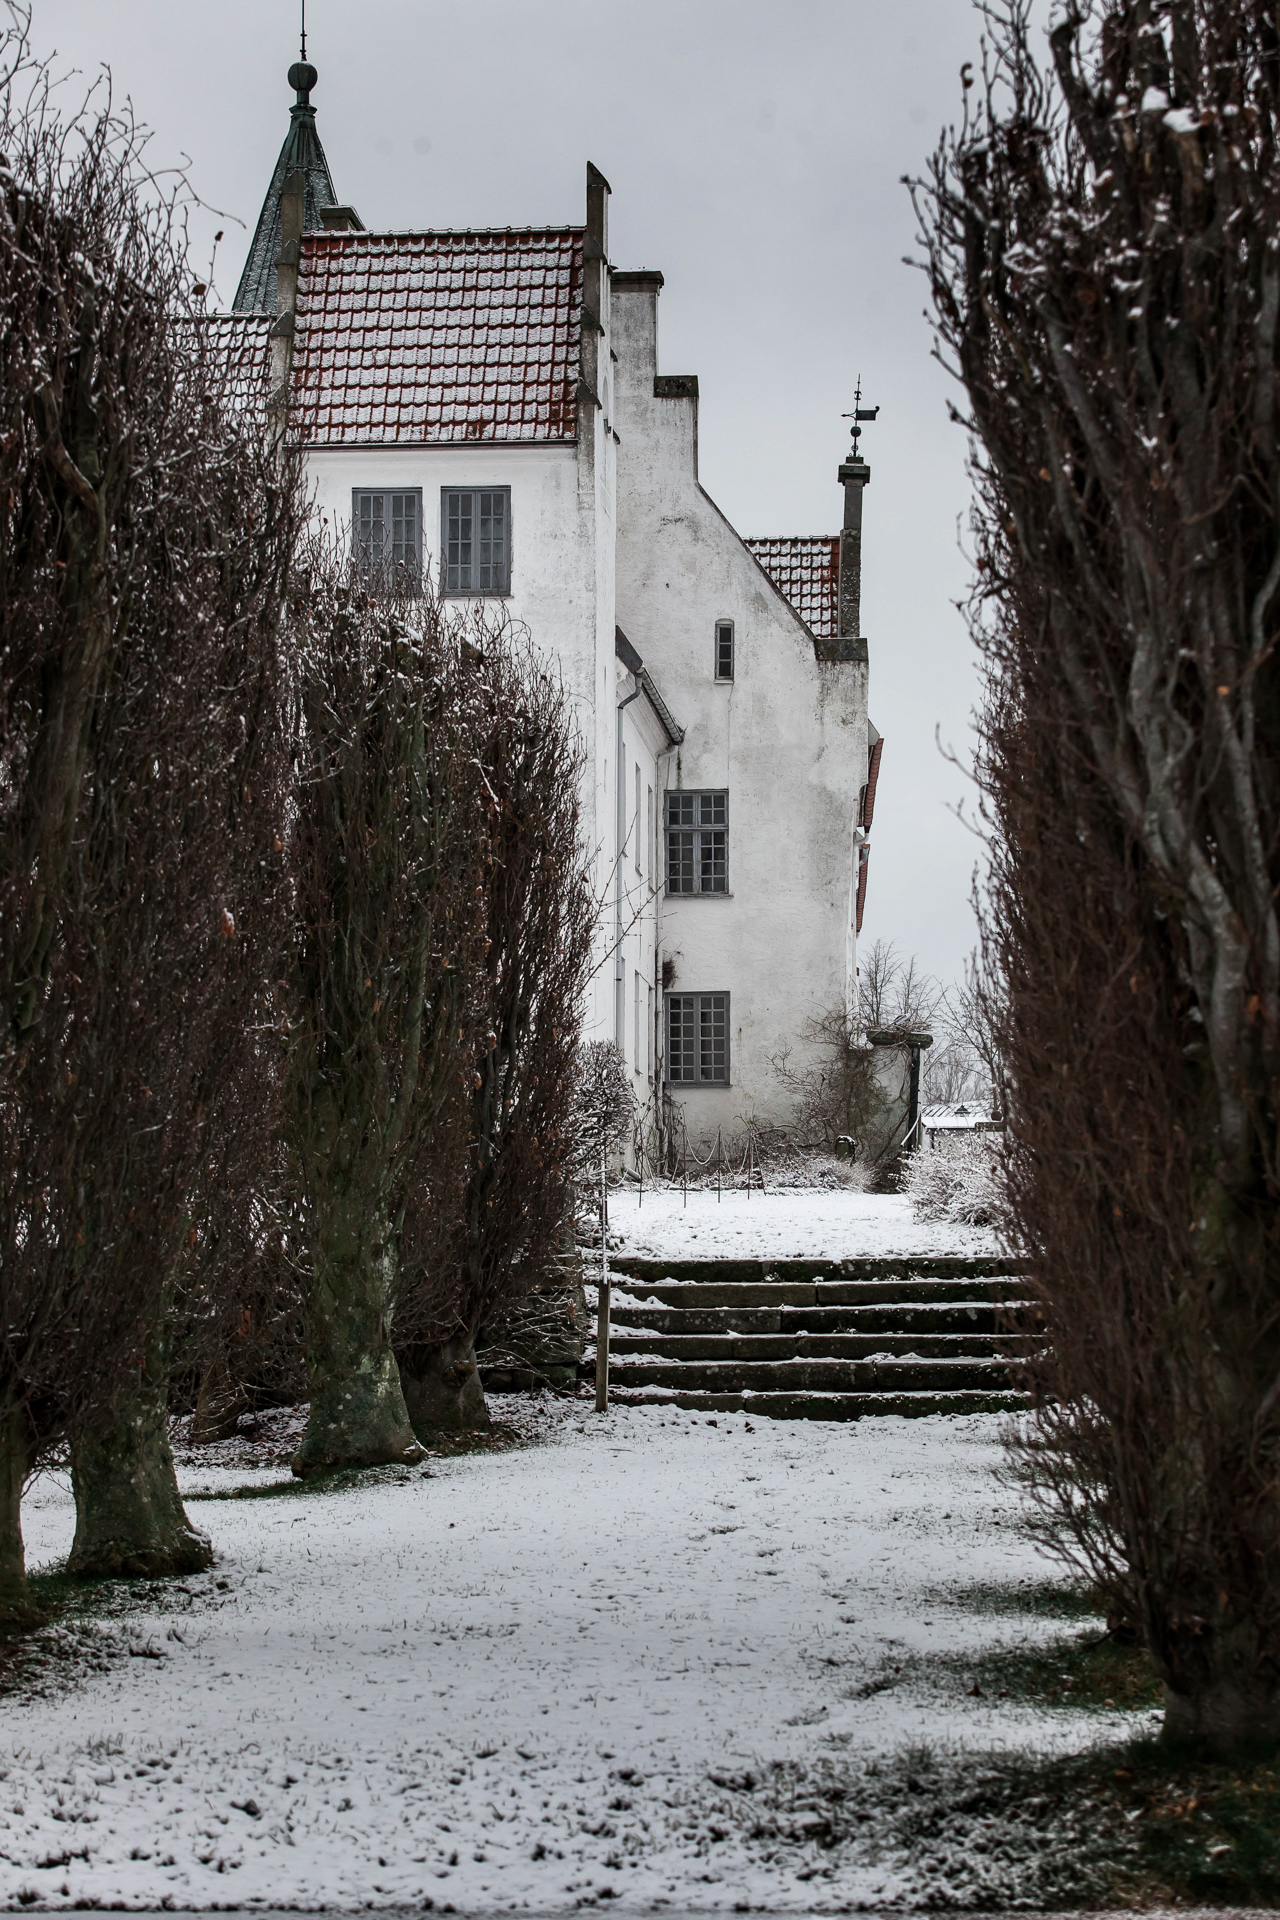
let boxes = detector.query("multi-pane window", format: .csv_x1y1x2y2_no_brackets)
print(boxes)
646,785,654,882
353,489,422,588
634,764,642,874
666,992,730,1084
715,619,735,681
647,983,654,1078
665,790,728,895
634,970,642,1074
441,487,511,594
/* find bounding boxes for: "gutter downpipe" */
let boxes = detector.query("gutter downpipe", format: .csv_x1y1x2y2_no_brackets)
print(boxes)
615,682,643,1050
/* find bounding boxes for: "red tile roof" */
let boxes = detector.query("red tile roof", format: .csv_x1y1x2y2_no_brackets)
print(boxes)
745,536,839,639
291,228,584,445
195,313,273,409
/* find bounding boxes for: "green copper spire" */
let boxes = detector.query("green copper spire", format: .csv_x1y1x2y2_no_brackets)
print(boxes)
232,58,339,313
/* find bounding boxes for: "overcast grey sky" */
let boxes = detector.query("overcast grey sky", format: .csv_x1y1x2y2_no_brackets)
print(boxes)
37,0,990,991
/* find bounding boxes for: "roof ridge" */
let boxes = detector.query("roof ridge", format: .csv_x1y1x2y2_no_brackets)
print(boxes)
303,224,586,244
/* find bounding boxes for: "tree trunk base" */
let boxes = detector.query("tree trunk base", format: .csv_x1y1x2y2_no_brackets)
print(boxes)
291,1348,425,1477
68,1386,213,1580
400,1334,490,1437
0,1412,42,1632
1163,1678,1280,1752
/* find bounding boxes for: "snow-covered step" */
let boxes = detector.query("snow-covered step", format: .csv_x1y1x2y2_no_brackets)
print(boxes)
606,1329,1006,1361
602,1355,1012,1394
610,1254,1018,1284
609,1300,1010,1335
609,1273,1027,1310
608,1386,1025,1419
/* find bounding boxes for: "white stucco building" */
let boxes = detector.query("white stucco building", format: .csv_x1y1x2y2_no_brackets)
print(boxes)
225,57,883,1149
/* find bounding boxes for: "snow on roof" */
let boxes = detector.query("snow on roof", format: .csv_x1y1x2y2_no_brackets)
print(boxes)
292,228,584,446
194,313,274,409
744,536,839,639
920,1104,998,1132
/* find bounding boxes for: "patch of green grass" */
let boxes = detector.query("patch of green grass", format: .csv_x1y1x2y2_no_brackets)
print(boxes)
1109,1745,1280,1904
727,1739,1280,1908
937,1572,1102,1619
938,1621,1164,1714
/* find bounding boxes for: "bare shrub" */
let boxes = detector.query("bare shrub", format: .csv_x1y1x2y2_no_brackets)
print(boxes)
903,1133,1000,1227
394,625,596,1431
0,23,304,1604
913,0,1280,1747
283,550,486,1474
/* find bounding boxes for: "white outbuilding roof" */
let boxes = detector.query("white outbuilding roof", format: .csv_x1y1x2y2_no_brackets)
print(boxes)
919,1103,998,1132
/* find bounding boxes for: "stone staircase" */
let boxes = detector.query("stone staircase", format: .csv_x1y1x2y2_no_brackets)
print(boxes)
585,1256,1030,1419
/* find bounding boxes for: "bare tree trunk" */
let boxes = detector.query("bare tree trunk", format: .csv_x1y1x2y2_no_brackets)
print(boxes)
190,1345,250,1447
292,1181,422,1476
399,1330,489,1436
67,1322,211,1578
0,1412,40,1631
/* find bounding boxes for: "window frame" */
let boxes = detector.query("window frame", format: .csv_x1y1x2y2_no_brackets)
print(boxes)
714,618,735,682
352,487,424,592
440,485,513,597
664,788,729,896
647,981,654,1079
664,990,731,1086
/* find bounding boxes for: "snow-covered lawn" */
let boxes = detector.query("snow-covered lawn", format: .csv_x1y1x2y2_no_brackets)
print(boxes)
1,1400,1147,1911
607,1187,1000,1263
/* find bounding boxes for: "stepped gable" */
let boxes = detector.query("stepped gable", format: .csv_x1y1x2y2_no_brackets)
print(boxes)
234,60,340,314
745,536,840,640
292,227,585,446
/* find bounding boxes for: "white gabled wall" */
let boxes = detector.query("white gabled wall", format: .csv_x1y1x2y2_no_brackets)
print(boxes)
613,676,671,1136
611,273,870,1140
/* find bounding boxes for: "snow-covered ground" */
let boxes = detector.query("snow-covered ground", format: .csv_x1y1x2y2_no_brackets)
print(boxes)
1,1400,1145,1911
607,1188,1000,1263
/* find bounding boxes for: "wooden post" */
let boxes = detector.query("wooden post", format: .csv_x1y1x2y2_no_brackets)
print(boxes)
595,1147,610,1411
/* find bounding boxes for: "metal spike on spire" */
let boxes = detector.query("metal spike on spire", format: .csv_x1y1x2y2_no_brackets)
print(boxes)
841,376,880,460
301,0,307,60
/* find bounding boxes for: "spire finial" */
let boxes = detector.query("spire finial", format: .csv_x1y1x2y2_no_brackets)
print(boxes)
841,377,880,460
288,1,317,108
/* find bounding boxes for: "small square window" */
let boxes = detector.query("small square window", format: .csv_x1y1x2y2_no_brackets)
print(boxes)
665,789,728,895
352,489,422,591
715,619,735,681
665,992,730,1084
442,487,511,595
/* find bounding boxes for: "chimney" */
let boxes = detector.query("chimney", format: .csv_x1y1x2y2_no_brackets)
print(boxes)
835,445,871,663
267,167,304,446
579,162,610,417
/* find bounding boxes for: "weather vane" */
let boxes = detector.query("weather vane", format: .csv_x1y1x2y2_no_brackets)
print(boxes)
301,0,307,60
841,377,880,459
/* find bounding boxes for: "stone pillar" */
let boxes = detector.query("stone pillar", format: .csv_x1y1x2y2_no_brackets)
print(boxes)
267,167,303,448
837,452,871,646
